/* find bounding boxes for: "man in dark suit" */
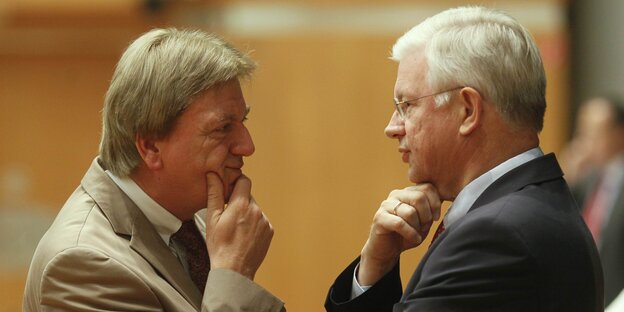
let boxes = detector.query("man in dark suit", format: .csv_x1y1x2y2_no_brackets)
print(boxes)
325,6,603,311
563,96,624,307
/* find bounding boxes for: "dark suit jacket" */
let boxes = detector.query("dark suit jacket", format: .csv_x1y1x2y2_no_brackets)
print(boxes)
572,169,624,306
326,154,604,312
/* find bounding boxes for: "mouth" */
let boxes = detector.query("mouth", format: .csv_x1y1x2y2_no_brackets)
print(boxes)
398,147,410,163
222,165,244,201
224,166,243,178
401,152,410,163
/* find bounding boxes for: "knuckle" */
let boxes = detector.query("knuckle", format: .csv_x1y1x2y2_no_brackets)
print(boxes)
404,195,422,210
420,213,432,224
389,218,403,229
421,183,433,192
249,207,262,220
422,215,433,225
414,193,428,206
380,199,392,207
373,214,382,224
233,195,250,207
207,192,220,201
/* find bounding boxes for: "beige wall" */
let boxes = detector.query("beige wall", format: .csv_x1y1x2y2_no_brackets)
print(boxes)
0,1,569,311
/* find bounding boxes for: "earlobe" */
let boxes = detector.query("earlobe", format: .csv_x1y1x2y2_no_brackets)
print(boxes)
459,87,482,136
135,134,163,170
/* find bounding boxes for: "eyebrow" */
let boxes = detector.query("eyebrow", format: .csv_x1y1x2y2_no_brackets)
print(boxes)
216,106,251,123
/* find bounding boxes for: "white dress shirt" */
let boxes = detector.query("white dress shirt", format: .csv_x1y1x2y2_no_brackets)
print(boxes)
351,147,544,298
105,171,207,273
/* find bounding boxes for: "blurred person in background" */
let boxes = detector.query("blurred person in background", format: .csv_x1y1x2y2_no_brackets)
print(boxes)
561,95,624,308
325,6,603,311
23,28,284,311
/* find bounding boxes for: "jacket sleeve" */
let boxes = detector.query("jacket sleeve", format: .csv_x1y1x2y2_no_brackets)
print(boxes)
202,269,285,312
325,257,402,312
38,247,162,311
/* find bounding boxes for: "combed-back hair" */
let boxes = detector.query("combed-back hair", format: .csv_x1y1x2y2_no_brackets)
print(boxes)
392,6,546,132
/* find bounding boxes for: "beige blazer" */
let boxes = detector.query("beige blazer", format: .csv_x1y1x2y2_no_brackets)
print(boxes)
23,158,284,311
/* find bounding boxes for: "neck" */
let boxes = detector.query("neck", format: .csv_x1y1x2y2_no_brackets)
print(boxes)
443,126,539,201
130,166,191,221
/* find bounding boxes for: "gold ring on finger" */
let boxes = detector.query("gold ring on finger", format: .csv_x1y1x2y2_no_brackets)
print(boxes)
392,202,402,215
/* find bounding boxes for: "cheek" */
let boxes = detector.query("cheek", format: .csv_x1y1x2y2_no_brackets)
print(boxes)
404,121,429,151
199,142,229,168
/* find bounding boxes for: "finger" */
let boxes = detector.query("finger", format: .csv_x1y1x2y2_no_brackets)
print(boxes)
228,175,252,208
382,200,401,215
406,184,442,221
249,197,265,220
389,191,432,226
375,213,422,246
394,202,422,232
420,184,442,221
205,172,225,226
260,212,274,239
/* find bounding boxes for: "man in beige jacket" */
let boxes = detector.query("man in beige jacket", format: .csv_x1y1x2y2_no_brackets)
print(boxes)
23,28,285,311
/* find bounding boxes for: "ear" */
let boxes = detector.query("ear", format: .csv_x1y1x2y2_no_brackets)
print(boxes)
458,87,483,136
135,134,163,171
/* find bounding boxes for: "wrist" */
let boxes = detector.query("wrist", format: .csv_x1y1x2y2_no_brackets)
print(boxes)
358,254,398,286
210,259,256,281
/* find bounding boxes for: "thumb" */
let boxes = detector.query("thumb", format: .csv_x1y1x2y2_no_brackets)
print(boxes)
205,172,225,227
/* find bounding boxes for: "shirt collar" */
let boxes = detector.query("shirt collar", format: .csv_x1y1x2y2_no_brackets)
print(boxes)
105,171,182,244
444,147,544,228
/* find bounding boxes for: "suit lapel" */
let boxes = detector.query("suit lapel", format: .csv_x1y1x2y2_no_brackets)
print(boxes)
129,212,203,309
81,158,202,310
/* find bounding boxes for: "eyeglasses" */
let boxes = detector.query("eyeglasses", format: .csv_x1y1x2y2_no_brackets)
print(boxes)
393,86,464,119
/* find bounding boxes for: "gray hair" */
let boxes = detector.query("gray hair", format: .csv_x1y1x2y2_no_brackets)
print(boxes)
99,28,256,176
392,6,546,132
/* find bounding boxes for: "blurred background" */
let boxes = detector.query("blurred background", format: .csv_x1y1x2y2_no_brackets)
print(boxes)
0,0,622,311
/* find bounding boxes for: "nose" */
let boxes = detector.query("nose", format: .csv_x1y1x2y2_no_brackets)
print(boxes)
384,111,406,139
231,124,255,156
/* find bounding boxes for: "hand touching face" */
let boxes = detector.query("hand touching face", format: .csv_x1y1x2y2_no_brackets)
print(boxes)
358,183,441,286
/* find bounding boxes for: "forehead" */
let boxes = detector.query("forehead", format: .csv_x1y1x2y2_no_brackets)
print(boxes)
193,80,246,111
174,80,248,129
394,52,428,99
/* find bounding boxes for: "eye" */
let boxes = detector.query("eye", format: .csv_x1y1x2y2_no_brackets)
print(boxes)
400,102,414,114
213,123,232,134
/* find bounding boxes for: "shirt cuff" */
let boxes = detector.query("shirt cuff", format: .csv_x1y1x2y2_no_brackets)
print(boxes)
350,263,372,299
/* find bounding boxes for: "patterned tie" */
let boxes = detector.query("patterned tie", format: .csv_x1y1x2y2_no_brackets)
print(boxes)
429,221,445,247
171,220,210,293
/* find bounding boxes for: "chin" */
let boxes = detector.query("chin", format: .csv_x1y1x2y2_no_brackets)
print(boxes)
407,168,420,183
407,171,429,185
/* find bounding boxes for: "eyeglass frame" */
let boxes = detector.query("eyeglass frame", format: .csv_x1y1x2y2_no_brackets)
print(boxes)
393,86,465,119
